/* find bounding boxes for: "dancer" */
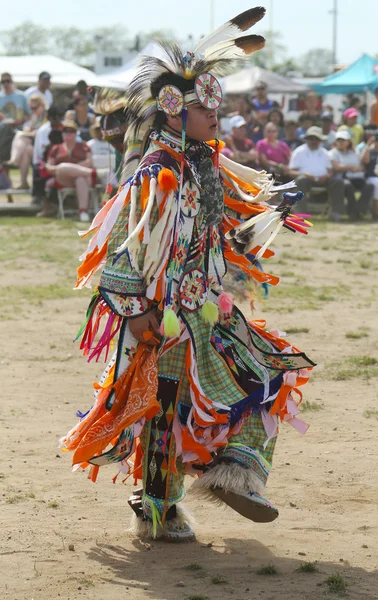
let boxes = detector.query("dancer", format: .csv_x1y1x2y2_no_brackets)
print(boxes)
61,6,314,542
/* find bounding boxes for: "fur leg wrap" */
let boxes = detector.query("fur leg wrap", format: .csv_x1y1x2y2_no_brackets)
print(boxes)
191,461,265,504
129,503,195,541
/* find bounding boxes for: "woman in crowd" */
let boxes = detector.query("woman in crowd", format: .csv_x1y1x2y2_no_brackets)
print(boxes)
338,108,364,147
42,119,94,222
65,95,95,142
329,130,373,220
9,94,46,189
361,131,378,221
87,118,117,188
267,107,285,140
255,121,291,179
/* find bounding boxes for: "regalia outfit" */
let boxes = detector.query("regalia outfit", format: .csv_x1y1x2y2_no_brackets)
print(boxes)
61,7,315,542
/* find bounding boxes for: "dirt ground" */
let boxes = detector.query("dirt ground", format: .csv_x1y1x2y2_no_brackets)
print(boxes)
1,216,378,600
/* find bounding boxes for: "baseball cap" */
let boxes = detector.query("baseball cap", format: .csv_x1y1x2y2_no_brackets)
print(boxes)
335,130,351,141
39,71,51,80
343,108,358,119
229,115,247,129
321,111,333,120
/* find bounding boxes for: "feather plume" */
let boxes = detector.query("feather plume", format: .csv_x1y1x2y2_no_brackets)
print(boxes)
194,6,266,56
204,35,266,61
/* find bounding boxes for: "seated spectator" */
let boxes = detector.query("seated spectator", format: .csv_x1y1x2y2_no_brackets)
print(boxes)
65,96,95,142
267,107,285,140
360,131,378,220
369,86,378,127
320,111,336,150
87,118,117,187
255,122,291,179
303,91,321,122
338,108,364,147
349,96,365,125
251,81,274,115
32,106,63,206
329,130,373,219
283,120,304,151
8,95,47,189
25,72,53,109
296,112,315,140
68,81,94,111
233,95,256,139
223,115,258,168
287,126,345,221
0,73,30,164
44,119,94,222
251,111,269,145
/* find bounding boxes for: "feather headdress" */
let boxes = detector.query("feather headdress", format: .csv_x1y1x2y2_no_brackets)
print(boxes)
122,7,266,177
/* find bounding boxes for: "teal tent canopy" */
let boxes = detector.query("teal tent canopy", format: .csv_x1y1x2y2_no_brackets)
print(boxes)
312,54,378,95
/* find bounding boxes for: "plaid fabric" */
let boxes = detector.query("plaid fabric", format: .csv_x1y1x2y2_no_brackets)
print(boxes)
230,413,276,465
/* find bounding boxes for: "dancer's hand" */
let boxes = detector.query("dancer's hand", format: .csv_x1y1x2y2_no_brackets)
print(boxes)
129,310,161,345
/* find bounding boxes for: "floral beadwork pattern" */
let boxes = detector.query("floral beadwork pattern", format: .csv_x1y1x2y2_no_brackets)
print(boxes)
179,269,207,312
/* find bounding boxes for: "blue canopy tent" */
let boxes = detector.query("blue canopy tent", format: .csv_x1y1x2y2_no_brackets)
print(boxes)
312,54,378,95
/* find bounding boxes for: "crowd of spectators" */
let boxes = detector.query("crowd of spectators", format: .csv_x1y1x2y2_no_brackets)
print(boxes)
1,72,378,223
0,71,116,221
219,82,378,221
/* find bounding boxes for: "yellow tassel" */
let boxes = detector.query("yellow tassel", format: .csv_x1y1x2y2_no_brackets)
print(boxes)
201,300,219,325
163,308,180,338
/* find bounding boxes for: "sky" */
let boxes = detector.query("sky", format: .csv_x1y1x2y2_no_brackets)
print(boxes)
4,0,378,65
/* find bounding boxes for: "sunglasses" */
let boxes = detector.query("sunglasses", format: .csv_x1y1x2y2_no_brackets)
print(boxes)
62,128,76,134
1,79,12,84
30,105,39,110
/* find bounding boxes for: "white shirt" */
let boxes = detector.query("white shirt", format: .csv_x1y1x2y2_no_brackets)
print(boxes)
328,148,364,179
322,130,336,151
25,86,53,109
87,138,117,186
33,121,51,163
289,144,332,178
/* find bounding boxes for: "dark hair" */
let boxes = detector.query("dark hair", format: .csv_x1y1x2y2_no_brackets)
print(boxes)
48,129,63,145
285,120,298,127
150,72,195,130
268,107,284,127
47,105,62,120
1,72,12,80
73,95,88,107
298,111,314,124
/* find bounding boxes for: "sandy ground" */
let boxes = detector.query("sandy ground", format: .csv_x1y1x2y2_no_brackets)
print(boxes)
1,216,378,600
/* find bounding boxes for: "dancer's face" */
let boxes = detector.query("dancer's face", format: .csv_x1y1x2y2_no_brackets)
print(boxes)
167,103,218,142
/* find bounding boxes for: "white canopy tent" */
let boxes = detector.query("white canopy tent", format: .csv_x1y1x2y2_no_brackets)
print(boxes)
221,66,309,94
95,41,174,89
0,55,112,88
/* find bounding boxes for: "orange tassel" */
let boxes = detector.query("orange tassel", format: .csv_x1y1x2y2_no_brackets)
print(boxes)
158,168,178,194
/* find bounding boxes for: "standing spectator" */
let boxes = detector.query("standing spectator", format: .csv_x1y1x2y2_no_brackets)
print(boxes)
25,72,53,109
8,94,47,189
223,115,258,168
0,73,30,162
296,112,315,140
320,111,336,150
251,111,269,144
369,86,378,127
87,118,117,187
361,131,378,220
287,126,345,221
267,107,285,140
251,81,274,115
45,119,94,222
65,96,95,142
338,108,364,147
329,130,373,219
255,122,291,178
283,120,304,151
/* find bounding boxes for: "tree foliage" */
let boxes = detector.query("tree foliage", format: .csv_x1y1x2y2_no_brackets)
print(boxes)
299,48,334,77
0,21,49,55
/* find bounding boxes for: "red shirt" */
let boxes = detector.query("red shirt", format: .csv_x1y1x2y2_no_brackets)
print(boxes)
48,142,91,165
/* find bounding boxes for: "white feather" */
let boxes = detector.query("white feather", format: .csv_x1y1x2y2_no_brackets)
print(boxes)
116,178,157,256
220,153,272,187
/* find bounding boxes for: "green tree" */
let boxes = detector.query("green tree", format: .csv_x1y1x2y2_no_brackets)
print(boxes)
49,27,94,62
0,21,49,55
248,30,287,70
299,48,334,77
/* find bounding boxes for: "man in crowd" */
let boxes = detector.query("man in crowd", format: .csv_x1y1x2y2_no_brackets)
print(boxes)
251,81,274,114
287,126,345,221
25,72,53,109
320,111,336,150
0,72,30,163
283,120,303,151
223,114,258,168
